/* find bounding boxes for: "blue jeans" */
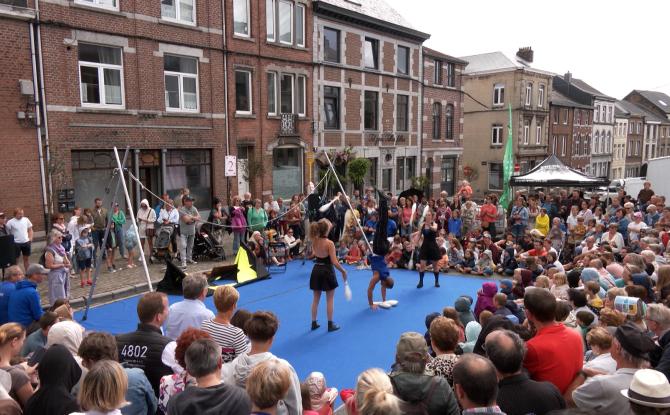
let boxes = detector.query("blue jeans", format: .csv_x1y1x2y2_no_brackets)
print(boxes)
233,232,242,255
114,226,125,257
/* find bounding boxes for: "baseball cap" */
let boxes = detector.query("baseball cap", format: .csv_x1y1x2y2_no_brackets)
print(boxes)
26,264,49,275
395,332,428,363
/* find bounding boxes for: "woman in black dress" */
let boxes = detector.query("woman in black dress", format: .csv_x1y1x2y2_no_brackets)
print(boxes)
412,211,441,288
309,219,348,332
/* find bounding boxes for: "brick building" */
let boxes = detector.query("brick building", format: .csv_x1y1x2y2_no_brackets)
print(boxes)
548,90,592,172
421,47,467,197
311,0,430,195
0,1,47,232
624,90,670,159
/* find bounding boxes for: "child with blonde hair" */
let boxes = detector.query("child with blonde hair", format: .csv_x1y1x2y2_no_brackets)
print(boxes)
550,272,569,300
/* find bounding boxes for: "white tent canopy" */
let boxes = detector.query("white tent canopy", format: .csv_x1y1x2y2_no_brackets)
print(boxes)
509,155,609,188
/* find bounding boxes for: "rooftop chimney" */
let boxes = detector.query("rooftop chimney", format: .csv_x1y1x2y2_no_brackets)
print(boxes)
564,71,572,84
516,47,533,63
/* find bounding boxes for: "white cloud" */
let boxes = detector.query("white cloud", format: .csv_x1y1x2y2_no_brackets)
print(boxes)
385,0,670,99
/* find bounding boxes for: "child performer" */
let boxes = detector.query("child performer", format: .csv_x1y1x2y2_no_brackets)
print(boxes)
367,192,395,310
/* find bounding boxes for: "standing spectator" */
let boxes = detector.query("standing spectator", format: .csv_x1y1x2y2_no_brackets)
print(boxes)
264,195,280,213
646,304,670,381
137,199,156,263
174,188,190,209
74,360,128,415
201,285,250,363
116,292,173,397
91,198,108,261
24,344,81,415
74,228,94,288
67,207,83,250
638,181,655,207
5,208,33,271
247,360,292,415
388,332,460,415
51,213,73,272
0,323,34,408
164,274,214,340
178,195,200,269
167,338,251,415
479,195,498,238
572,323,657,413
230,196,247,256
485,329,565,415
510,198,529,241
221,311,302,415
0,212,7,237
78,332,157,415
44,230,71,306
159,201,179,255
0,267,22,325
247,199,269,233
523,287,583,394
452,354,505,415
7,264,46,328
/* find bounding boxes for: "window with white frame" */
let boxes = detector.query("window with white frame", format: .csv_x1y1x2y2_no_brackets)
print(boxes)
576,110,581,126
278,0,293,45
563,109,568,124
295,3,305,47
491,124,503,145
493,83,504,106
536,124,542,145
585,134,590,155
161,0,195,24
573,134,578,156
553,108,559,124
575,134,580,156
525,83,532,106
523,120,530,144
323,27,340,63
75,0,118,10
235,69,252,114
364,37,379,70
266,0,275,41
434,59,442,84
637,122,640,134
397,46,409,75
594,132,599,154
233,0,250,37
324,86,340,129
79,43,124,108
267,72,277,115
396,95,409,132
296,75,306,116
280,73,294,113
562,136,566,156
538,85,545,107
445,104,454,140
446,62,455,87
164,54,198,112
595,105,599,122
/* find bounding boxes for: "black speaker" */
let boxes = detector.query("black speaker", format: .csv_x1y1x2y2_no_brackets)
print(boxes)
0,235,15,268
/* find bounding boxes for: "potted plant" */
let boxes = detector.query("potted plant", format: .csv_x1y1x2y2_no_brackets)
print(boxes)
347,158,371,192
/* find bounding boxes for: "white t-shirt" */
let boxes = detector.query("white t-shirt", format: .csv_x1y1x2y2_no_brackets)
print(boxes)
6,217,32,243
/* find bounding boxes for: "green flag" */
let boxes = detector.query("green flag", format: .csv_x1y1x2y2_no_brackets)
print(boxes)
499,104,514,209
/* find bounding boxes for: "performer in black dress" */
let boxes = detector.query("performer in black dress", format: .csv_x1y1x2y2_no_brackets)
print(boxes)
367,191,394,309
309,218,348,332
413,211,441,288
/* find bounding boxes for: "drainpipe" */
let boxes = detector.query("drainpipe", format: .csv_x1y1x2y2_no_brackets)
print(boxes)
221,0,231,201
34,0,54,222
417,45,424,180
29,20,49,231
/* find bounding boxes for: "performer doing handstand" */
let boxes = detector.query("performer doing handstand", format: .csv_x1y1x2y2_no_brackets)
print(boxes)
367,191,395,310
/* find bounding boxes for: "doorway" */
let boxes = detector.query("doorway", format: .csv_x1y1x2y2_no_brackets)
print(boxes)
139,166,162,204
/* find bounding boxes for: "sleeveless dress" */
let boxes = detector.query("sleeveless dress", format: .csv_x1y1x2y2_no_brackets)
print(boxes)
310,255,339,291
419,227,441,261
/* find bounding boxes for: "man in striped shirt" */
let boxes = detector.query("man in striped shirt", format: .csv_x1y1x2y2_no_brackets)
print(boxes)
201,285,250,363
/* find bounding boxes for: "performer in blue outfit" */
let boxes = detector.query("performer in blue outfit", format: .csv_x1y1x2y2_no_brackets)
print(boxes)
367,191,395,310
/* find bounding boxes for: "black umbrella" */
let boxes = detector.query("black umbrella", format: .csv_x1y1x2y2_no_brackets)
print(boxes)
399,188,424,201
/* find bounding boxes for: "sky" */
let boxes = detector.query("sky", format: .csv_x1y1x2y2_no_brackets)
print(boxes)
385,0,670,100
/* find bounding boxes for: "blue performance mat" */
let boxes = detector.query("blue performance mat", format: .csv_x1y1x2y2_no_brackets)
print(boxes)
76,261,494,393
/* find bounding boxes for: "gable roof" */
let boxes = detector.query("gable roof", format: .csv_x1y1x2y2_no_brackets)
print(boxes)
556,76,615,101
313,0,430,42
615,100,646,117
633,90,670,115
423,47,468,65
550,90,592,109
459,51,553,76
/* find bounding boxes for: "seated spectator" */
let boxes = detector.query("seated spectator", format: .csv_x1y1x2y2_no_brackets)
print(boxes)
621,369,670,415
426,317,460,386
455,249,476,274
74,360,128,415
283,228,301,258
459,321,482,354
340,368,402,415
583,327,616,375
473,250,494,276
167,338,251,415
550,273,569,300
221,311,302,415
158,328,211,413
571,323,657,413
0,323,34,408
304,372,337,415
455,296,475,327
78,332,157,415
231,309,252,334
0,266,23,325
7,264,47,328
46,320,85,368
441,308,465,342
645,304,670,381
485,329,565,415
164,274,214,340
474,282,498,319
201,285,250,364
523,287,583,394
20,311,58,358
24,344,81,415
388,332,459,415
248,360,293,415
567,288,598,326
423,312,441,357
452,354,504,414
584,281,603,310
345,241,363,264
116,292,173,398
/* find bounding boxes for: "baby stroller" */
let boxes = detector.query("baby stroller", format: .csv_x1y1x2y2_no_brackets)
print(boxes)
193,225,225,261
152,223,176,263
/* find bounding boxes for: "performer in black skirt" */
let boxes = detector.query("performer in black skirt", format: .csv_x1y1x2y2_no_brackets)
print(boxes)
309,218,348,332
413,211,441,288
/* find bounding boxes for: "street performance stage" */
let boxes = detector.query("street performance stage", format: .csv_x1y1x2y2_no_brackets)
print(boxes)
76,261,494,394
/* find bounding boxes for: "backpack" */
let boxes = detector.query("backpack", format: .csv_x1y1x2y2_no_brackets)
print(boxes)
389,374,439,415
38,247,55,267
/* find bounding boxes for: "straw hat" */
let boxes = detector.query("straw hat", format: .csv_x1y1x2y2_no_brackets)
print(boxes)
621,369,670,408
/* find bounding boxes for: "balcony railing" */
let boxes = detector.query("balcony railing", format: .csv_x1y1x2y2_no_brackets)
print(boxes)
279,113,297,136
